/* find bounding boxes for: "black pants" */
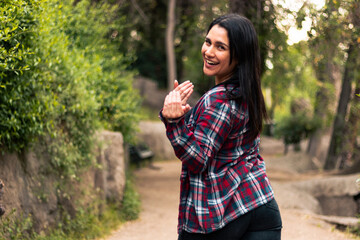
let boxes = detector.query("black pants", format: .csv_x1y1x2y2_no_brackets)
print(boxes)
178,199,282,240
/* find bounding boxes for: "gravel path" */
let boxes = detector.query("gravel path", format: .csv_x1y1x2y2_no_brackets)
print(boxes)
103,158,357,240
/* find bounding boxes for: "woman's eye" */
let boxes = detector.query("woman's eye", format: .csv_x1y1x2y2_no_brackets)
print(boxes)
218,45,225,50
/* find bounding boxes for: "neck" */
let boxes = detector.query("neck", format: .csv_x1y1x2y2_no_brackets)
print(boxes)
215,72,235,85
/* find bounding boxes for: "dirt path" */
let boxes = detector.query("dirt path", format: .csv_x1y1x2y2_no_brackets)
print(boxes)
103,159,357,240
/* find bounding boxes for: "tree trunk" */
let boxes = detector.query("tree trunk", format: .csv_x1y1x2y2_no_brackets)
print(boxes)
339,2,360,168
324,44,355,169
306,59,335,158
307,2,342,161
325,0,360,170
340,85,360,169
166,0,177,91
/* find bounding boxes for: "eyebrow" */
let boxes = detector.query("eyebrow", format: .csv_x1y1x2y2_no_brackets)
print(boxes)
205,37,229,48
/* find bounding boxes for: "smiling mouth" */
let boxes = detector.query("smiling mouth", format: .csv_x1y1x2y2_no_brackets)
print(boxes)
205,59,219,66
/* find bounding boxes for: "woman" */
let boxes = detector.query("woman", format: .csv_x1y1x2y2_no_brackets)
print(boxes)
160,14,282,240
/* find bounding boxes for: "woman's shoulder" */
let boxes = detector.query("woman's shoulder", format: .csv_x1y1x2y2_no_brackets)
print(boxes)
197,84,237,110
203,84,228,100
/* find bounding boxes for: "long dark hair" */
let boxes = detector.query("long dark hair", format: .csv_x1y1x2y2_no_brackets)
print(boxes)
207,14,268,141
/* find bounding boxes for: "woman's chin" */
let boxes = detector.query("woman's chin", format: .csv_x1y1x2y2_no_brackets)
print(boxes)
203,67,215,77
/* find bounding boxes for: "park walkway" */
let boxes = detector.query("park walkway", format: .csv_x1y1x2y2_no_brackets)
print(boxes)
103,156,356,240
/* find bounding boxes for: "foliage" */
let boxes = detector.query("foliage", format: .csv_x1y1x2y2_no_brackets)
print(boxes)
119,0,168,87
274,113,321,146
0,0,35,77
119,177,141,221
305,0,360,169
179,1,227,94
0,0,46,151
0,0,141,176
1,1,142,238
262,42,318,120
305,0,360,125
54,0,142,143
119,0,228,90
0,209,35,240
34,0,100,175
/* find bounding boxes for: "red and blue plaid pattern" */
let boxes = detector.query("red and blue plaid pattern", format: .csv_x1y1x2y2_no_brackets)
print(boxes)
160,84,274,234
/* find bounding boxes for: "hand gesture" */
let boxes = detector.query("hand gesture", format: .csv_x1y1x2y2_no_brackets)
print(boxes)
173,80,193,107
162,80,193,120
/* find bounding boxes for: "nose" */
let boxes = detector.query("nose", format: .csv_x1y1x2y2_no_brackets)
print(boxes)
204,45,215,58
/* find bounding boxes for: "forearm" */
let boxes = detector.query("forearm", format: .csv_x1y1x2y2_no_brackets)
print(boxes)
165,118,211,174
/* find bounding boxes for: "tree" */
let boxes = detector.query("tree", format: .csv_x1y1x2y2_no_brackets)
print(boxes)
118,0,168,87
229,0,285,77
324,0,360,170
306,1,342,159
166,0,177,91
325,44,357,169
229,0,291,122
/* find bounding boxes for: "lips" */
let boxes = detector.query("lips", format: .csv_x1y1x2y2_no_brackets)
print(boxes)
205,59,218,65
204,59,219,69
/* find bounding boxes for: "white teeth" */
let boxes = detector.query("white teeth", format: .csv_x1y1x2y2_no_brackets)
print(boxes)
206,60,217,65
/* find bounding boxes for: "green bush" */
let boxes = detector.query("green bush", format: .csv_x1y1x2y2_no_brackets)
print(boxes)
59,0,141,142
1,0,141,175
0,0,46,151
274,113,321,149
0,209,35,240
1,1,142,238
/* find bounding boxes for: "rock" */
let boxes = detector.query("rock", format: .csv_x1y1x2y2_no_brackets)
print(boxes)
273,173,360,218
292,174,359,198
133,76,199,110
134,76,167,110
98,130,126,202
0,152,59,231
137,121,177,160
0,130,126,232
272,182,322,214
292,174,360,217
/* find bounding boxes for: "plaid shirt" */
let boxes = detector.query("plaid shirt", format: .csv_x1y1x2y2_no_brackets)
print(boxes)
160,84,274,234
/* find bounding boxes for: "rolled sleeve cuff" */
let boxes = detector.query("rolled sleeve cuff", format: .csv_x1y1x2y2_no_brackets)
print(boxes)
159,109,185,125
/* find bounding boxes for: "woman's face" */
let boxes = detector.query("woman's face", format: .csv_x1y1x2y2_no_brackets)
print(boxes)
201,24,237,85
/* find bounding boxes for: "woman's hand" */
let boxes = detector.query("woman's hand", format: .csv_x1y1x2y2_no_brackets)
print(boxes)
162,80,193,120
173,80,193,107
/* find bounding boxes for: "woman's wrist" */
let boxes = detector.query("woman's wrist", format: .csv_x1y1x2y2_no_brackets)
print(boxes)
167,116,184,123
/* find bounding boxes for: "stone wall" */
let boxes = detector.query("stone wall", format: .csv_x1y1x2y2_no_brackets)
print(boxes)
0,130,126,232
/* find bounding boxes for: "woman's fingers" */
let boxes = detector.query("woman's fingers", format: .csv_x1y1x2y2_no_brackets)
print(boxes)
182,104,191,114
174,80,194,104
162,91,184,119
163,81,194,120
173,80,179,89
182,87,193,106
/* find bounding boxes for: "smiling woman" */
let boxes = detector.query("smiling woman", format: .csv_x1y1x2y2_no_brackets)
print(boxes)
160,14,282,240
202,25,238,85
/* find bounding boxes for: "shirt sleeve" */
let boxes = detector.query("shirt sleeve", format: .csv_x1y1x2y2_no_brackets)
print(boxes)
164,100,233,174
